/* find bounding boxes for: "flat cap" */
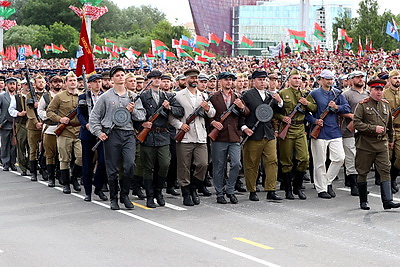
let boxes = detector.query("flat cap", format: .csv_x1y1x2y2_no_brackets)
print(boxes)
175,74,186,81
348,70,365,79
184,68,200,77
251,70,268,79
88,74,102,83
198,73,209,81
268,73,279,80
147,70,162,79
161,73,173,81
217,72,235,80
110,66,125,77
135,75,145,81
208,74,217,80
49,75,63,83
377,72,389,80
102,71,110,79
319,69,334,80
5,77,18,83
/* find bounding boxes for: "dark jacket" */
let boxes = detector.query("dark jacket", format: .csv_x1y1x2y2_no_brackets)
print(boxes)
0,92,14,130
139,89,184,147
77,91,99,141
209,91,250,142
241,88,283,141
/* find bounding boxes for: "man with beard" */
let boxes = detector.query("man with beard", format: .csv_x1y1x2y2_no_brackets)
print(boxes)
383,69,400,193
160,74,173,92
37,75,63,187
207,75,217,92
0,77,18,171
175,74,186,91
341,71,369,196
135,75,145,93
101,71,112,91
125,73,136,92
170,68,216,206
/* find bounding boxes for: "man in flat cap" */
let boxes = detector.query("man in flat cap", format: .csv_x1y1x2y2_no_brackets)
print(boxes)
169,68,216,206
101,71,112,91
307,69,351,199
340,70,368,196
354,78,400,210
241,70,284,201
207,74,217,93
175,74,186,91
383,69,400,193
135,75,145,93
0,77,18,171
197,73,209,93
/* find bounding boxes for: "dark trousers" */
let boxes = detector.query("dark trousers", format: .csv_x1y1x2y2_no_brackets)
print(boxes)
16,124,29,172
0,128,16,167
166,140,177,188
141,145,170,182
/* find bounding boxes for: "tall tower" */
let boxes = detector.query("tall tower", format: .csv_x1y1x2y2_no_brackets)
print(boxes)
300,0,310,31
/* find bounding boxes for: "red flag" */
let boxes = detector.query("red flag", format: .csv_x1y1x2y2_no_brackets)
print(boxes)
76,16,95,76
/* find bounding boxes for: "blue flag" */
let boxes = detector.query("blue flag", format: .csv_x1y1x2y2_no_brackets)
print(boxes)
69,58,76,69
386,21,400,41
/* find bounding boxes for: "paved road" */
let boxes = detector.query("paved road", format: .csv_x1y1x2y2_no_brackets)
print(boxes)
1,168,399,267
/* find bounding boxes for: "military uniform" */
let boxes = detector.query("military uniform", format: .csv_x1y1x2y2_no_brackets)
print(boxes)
276,87,316,199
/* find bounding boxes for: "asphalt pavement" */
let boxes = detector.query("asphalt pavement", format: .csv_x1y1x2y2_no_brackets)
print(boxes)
1,167,400,267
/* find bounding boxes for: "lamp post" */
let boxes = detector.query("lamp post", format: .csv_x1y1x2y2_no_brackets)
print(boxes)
0,1,16,55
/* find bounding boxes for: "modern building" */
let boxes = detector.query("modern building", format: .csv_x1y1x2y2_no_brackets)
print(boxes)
189,0,353,56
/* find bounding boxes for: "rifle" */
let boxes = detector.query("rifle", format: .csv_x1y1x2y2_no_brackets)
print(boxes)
175,93,214,142
136,92,176,143
54,107,78,136
208,92,247,141
392,106,400,119
309,89,343,139
278,91,310,140
24,65,40,121
91,80,153,151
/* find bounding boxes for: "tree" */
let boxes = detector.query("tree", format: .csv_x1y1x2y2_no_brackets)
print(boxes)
48,22,79,58
4,25,50,49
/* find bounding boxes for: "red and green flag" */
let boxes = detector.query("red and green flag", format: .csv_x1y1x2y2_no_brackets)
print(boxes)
51,44,63,53
176,48,192,59
59,44,68,52
151,39,169,51
93,44,102,54
195,55,208,64
209,33,221,46
44,44,52,54
223,32,233,45
300,40,312,50
104,38,115,46
287,29,306,40
32,48,41,59
165,51,177,60
240,35,254,48
201,50,215,59
102,46,111,54
179,39,191,50
313,22,325,41
338,28,348,40
172,39,180,48
129,48,141,57
193,47,202,56
145,53,155,60
195,35,210,47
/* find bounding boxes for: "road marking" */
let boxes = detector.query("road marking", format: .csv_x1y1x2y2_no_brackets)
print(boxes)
234,237,274,250
337,187,400,201
132,202,153,210
165,203,187,211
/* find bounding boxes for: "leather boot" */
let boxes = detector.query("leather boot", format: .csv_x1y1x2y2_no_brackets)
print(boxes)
132,175,146,199
30,160,38,181
375,169,380,185
155,176,166,206
357,182,370,210
120,195,134,209
344,173,351,187
181,185,194,206
71,165,82,192
293,171,307,200
381,180,400,209
60,169,71,194
349,174,359,196
235,177,246,192
143,179,156,208
198,181,212,196
190,180,200,205
391,166,399,193
283,172,294,200
47,164,56,187
109,179,120,210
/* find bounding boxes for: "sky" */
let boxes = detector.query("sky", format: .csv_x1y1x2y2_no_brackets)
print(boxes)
112,0,400,24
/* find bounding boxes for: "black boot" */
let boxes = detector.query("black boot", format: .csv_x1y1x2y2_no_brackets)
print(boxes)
198,181,212,196
109,179,120,210
181,185,194,206
60,169,71,194
235,177,246,192
155,176,166,206
190,181,200,205
381,181,400,209
71,165,82,192
344,173,351,187
47,164,56,187
349,174,359,196
120,195,134,209
293,171,307,200
327,184,336,198
283,172,294,200
166,187,180,196
143,179,156,208
30,160,37,181
375,169,380,185
391,166,399,193
357,182,370,210
132,175,146,199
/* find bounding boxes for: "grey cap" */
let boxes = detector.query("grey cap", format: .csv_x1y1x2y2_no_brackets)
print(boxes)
319,69,334,80
175,74,186,81
198,73,209,81
208,74,217,80
348,70,365,79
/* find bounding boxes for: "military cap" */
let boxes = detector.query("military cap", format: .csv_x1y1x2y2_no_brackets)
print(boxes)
77,76,83,81
88,74,102,83
184,68,200,77
217,72,235,80
268,73,279,80
0,75,5,81
198,73,209,81
49,75,63,83
348,70,365,79
377,72,389,80
135,75,145,81
147,70,163,79
5,77,18,83
389,69,400,78
102,71,110,79
161,73,173,81
319,69,334,80
289,69,301,76
208,74,217,80
367,79,386,88
251,70,268,79
175,74,186,81
110,66,125,77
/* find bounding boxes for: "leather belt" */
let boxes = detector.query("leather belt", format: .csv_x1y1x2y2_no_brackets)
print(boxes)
360,132,385,140
393,123,400,128
290,120,304,125
151,127,168,133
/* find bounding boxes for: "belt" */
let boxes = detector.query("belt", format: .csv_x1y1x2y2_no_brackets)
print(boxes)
151,127,168,133
290,120,304,125
393,123,400,128
360,132,385,140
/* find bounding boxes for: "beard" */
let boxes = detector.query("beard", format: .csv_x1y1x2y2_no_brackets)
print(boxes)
188,82,197,88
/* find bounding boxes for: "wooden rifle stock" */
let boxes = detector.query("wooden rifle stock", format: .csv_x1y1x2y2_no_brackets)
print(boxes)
175,93,214,142
54,108,78,136
392,106,400,119
208,110,231,141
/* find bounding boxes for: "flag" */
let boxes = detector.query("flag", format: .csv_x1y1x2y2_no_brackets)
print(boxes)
76,16,95,77
104,38,115,46
59,44,68,52
300,40,312,50
179,39,192,50
32,48,41,59
176,48,193,60
369,40,373,51
393,18,399,31
313,22,325,41
69,59,76,69
287,29,306,40
209,33,221,46
164,51,177,60
129,48,141,57
102,46,112,54
51,44,63,53
172,39,180,48
317,44,321,54
338,28,347,40
151,39,169,51
195,35,210,47
344,35,353,44
223,32,233,45
193,47,202,56
201,50,215,59
195,55,208,64
358,39,363,56
93,44,102,54
386,21,400,41
240,35,254,48
144,53,155,60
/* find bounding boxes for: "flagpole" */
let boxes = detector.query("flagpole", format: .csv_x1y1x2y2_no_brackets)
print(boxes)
0,17,3,56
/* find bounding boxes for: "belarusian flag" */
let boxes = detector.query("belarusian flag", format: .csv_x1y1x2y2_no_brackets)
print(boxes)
144,53,155,60
300,40,312,50
176,48,191,58
129,48,141,57
193,47,202,56
59,44,68,52
104,38,115,45
172,39,180,48
195,55,208,64
195,35,210,47
313,22,325,41
179,39,191,50
287,29,306,40
33,48,41,59
223,32,233,45
51,44,63,53
44,44,52,54
165,51,177,60
102,46,111,54
344,35,353,44
93,45,102,54
358,39,363,56
202,50,215,59
151,39,169,51
338,28,347,40
209,33,221,46
240,35,253,48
